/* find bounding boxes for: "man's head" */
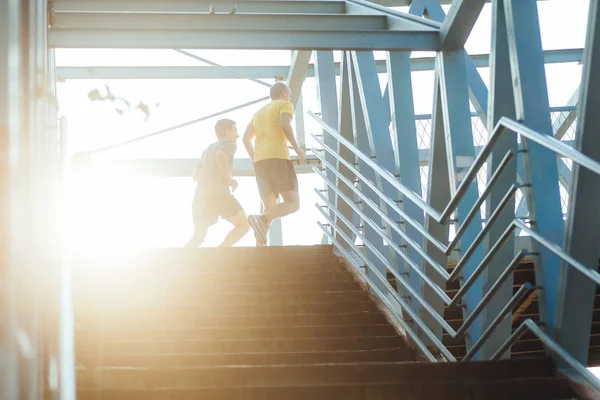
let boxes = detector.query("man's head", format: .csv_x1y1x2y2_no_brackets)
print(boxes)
215,119,238,141
270,82,292,102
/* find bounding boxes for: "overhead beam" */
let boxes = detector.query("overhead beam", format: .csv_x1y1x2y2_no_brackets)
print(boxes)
52,0,347,13
49,29,440,51
439,0,487,49
55,48,584,80
52,13,389,32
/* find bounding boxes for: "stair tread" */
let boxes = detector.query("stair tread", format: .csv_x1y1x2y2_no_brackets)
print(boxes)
77,377,573,400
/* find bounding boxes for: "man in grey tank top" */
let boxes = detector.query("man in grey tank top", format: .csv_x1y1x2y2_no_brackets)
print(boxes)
184,119,250,247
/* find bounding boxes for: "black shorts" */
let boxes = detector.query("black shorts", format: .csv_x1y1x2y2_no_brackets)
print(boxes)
192,194,243,226
254,158,298,198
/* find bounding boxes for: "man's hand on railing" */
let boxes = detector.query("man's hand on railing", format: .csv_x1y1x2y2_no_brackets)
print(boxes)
295,146,306,164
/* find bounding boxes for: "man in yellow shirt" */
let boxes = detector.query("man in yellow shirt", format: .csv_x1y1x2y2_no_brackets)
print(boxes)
243,82,306,245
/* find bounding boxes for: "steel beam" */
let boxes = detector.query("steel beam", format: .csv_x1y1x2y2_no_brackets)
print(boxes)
352,51,407,290
437,50,485,359
555,0,600,367
315,51,339,221
49,29,440,51
387,50,424,313
53,0,347,13
347,52,395,293
504,0,564,335
53,12,389,32
420,78,451,345
334,52,358,247
439,0,487,49
480,0,517,360
55,49,584,80
287,50,312,108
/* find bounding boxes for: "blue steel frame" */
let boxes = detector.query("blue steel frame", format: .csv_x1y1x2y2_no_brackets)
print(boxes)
555,0,600,367
347,52,398,292
504,0,564,335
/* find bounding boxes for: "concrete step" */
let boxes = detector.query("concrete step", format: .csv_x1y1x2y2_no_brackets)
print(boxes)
75,269,355,288
75,300,380,317
76,324,398,342
74,280,364,296
78,336,407,356
76,311,389,329
75,290,372,307
76,358,554,389
75,377,574,400
77,348,415,368
74,246,335,269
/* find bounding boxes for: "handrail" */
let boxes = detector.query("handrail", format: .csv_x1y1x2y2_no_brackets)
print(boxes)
314,185,539,348
310,109,600,373
313,135,523,288
493,320,600,393
319,224,439,363
314,165,534,342
308,112,600,225
315,205,457,361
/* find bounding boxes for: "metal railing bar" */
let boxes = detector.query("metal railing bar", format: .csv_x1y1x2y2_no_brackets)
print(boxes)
312,162,449,280
492,320,600,393
447,150,515,251
454,251,528,337
515,219,600,286
311,134,447,253
315,212,456,361
462,284,534,361
314,185,451,304
315,157,533,319
448,184,519,281
309,112,600,230
308,116,443,220
498,117,600,176
315,201,457,336
318,224,439,363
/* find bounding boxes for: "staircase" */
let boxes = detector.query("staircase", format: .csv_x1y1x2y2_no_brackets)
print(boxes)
73,246,576,399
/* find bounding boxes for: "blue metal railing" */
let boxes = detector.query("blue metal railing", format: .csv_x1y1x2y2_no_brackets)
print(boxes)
307,110,600,392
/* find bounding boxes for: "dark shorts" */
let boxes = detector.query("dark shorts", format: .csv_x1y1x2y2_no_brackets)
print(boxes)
254,158,298,198
192,194,243,226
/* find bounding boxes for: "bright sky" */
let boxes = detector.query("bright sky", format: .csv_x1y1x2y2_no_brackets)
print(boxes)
57,0,589,251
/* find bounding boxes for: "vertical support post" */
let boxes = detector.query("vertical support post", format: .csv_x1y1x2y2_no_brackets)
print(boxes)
58,116,76,400
334,52,357,247
0,0,21,398
295,93,305,149
351,51,405,293
504,0,564,333
314,51,339,219
420,80,451,344
347,53,395,293
555,0,600,366
387,50,424,312
268,212,283,246
480,0,517,359
437,50,485,358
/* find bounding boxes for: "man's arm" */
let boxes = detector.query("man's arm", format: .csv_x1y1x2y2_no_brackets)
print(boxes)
215,148,238,191
243,123,256,161
192,162,202,181
280,113,305,163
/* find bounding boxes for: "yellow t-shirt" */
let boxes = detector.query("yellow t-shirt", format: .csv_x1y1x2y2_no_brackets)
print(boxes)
252,99,294,162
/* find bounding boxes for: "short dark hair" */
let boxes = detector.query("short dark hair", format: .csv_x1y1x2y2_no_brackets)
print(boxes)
215,119,236,139
270,82,290,100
